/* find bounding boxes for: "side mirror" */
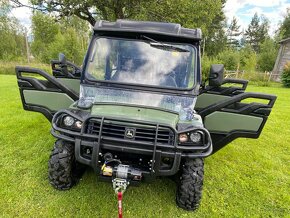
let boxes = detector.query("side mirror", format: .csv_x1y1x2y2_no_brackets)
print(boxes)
58,53,68,75
59,53,67,64
208,64,224,87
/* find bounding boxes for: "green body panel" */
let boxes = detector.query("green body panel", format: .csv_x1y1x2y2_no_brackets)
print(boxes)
180,114,204,128
23,90,74,111
91,105,179,128
204,111,263,132
57,78,80,94
195,93,230,109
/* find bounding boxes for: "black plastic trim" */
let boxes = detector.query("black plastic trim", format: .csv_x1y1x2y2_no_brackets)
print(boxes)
51,60,81,79
199,92,276,117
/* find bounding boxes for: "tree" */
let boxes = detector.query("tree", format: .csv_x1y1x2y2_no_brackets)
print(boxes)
11,0,224,35
31,12,87,64
257,38,278,71
279,8,290,39
203,0,227,56
227,17,242,49
245,13,269,52
0,0,26,60
31,12,60,62
240,44,257,72
217,49,240,70
12,0,226,58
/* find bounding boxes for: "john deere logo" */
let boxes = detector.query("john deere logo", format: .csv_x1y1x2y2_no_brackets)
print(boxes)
125,128,135,139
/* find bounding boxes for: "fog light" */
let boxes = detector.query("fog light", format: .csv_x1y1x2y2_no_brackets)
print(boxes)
63,116,74,127
190,132,202,143
179,133,188,143
75,121,82,129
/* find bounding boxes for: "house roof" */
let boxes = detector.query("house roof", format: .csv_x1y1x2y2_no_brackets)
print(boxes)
279,37,290,44
93,19,202,41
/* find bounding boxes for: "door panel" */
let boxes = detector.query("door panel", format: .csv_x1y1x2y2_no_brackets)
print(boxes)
56,78,80,94
16,66,79,121
204,111,263,132
23,90,74,111
195,94,230,110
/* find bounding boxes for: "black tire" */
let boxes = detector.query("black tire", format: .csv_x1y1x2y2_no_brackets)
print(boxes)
48,139,85,190
176,158,204,211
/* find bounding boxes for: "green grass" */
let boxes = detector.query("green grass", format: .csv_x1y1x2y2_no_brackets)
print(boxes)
0,75,289,217
0,61,51,75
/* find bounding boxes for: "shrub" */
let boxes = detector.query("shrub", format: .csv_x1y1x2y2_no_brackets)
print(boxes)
257,38,278,72
201,55,221,79
0,61,51,75
242,71,271,87
281,62,290,87
240,45,257,72
217,49,240,70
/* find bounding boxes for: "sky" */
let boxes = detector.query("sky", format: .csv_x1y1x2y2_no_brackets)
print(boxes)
10,0,290,36
224,0,290,35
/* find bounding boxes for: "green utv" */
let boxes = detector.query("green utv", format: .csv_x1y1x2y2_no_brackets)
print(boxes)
16,20,276,211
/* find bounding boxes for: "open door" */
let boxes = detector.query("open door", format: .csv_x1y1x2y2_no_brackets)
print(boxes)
16,66,80,121
196,64,277,153
199,92,276,153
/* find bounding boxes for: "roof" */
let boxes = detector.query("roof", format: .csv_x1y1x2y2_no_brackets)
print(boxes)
93,19,202,40
279,37,290,44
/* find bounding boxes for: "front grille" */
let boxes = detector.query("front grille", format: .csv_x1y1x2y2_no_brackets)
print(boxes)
86,118,174,145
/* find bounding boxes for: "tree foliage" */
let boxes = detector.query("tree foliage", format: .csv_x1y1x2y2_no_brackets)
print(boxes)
245,13,269,52
202,0,227,56
0,0,26,60
281,62,290,87
217,49,240,70
31,12,89,64
279,8,290,39
257,38,278,71
13,0,224,36
227,17,242,49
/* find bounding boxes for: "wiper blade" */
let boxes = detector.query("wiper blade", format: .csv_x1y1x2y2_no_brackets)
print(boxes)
141,35,189,53
149,42,190,52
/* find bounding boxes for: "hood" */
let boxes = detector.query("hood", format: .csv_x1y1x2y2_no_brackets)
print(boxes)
91,104,179,128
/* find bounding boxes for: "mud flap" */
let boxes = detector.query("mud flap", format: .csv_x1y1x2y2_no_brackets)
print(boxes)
16,66,80,121
198,92,276,153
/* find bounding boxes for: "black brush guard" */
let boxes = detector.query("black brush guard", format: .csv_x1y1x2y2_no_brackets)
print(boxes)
51,110,212,177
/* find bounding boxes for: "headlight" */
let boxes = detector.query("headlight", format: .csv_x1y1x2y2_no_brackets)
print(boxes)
63,116,75,127
75,120,83,129
190,132,202,143
179,133,188,143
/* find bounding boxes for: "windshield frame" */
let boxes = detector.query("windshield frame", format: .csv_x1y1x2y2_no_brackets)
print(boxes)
83,35,198,93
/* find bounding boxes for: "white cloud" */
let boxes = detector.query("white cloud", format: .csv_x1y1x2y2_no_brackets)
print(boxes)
10,0,32,32
241,7,263,17
224,0,290,36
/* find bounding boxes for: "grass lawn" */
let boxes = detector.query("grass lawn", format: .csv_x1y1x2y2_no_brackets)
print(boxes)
0,74,289,217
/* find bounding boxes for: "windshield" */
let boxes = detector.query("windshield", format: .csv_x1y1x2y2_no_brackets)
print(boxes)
85,37,196,89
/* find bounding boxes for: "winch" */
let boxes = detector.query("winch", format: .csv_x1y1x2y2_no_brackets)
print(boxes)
100,155,143,218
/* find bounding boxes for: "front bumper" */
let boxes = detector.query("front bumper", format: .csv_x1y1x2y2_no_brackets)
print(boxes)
51,110,212,176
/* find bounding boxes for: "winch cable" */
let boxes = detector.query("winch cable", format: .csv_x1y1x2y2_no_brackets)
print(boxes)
117,191,123,218
113,180,128,218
